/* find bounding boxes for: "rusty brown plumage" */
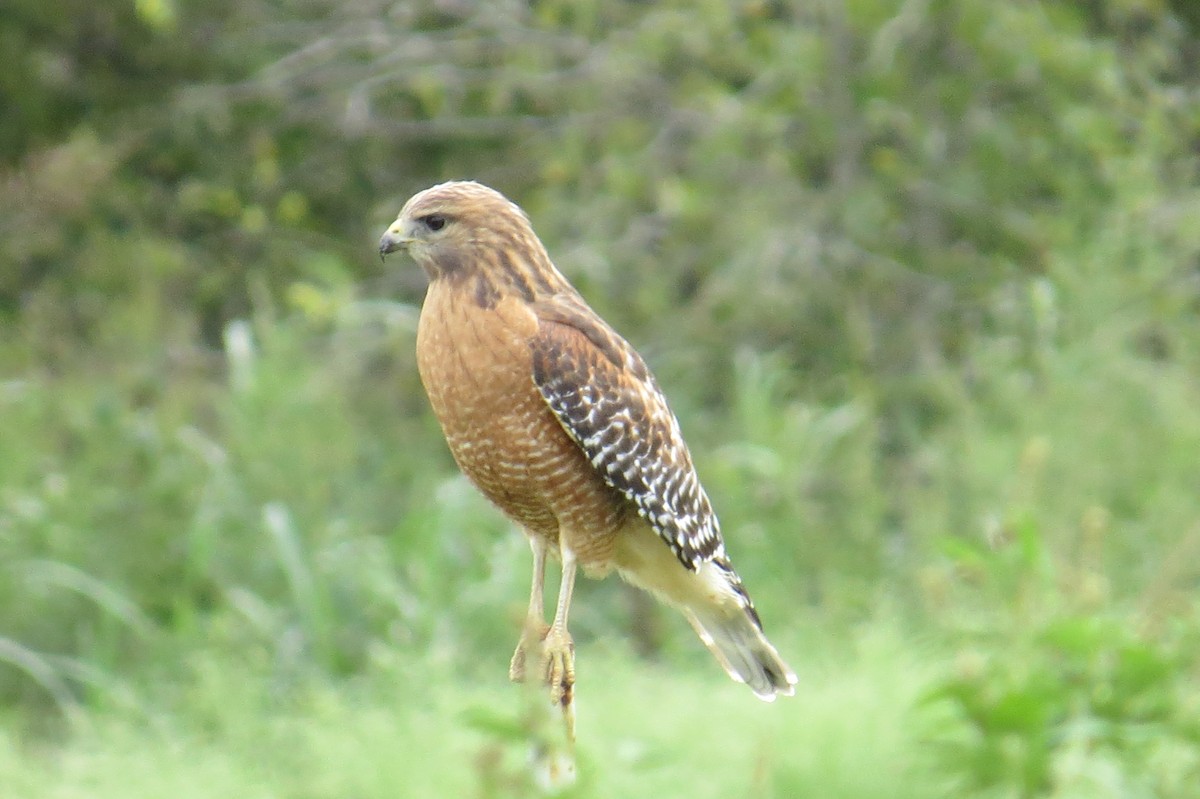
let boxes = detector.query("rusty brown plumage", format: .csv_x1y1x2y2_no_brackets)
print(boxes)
379,181,795,732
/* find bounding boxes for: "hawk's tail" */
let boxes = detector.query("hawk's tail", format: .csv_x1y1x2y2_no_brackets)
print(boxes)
613,526,796,699
686,598,797,701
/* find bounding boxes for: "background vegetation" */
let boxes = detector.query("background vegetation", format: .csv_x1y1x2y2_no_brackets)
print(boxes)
3,0,1200,795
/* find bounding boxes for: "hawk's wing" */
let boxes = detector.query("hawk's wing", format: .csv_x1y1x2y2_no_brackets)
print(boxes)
528,292,724,571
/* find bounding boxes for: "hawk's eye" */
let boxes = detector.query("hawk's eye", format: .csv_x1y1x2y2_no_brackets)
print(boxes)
423,214,447,232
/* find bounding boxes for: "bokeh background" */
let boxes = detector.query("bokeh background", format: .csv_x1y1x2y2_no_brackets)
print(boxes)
3,0,1200,795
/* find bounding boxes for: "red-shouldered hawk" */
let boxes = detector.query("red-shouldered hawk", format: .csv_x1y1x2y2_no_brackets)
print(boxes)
379,181,795,733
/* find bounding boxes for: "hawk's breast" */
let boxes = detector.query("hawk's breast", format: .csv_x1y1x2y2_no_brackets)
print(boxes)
415,281,628,567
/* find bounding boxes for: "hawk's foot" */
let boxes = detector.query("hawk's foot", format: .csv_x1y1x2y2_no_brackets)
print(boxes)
509,618,550,683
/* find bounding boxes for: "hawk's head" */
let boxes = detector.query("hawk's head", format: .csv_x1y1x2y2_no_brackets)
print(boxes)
379,180,542,283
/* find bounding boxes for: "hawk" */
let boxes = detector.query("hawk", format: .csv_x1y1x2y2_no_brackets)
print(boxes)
379,181,795,735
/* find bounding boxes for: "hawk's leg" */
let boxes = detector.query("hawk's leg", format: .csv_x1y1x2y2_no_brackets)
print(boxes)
544,548,576,743
509,537,549,683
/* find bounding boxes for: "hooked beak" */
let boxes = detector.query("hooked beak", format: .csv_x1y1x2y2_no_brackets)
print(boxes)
378,224,414,260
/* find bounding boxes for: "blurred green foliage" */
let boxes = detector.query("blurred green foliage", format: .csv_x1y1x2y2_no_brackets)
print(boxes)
2,0,1200,795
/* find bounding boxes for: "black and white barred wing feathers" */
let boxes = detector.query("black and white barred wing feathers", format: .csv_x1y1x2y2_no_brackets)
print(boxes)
529,293,724,572
529,292,794,699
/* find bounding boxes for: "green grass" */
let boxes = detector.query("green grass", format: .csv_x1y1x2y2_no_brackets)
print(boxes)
0,619,941,799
